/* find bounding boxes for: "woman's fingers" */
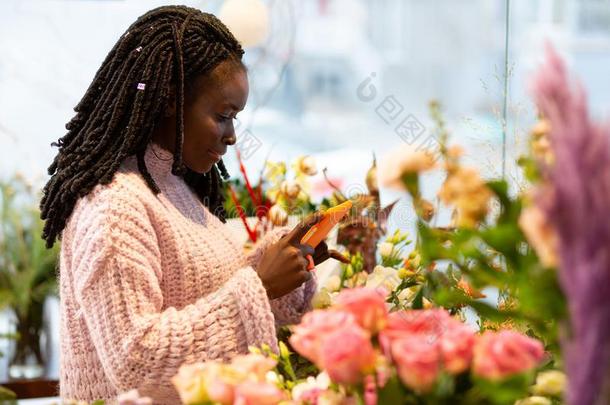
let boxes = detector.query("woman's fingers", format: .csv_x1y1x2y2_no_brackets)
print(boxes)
297,270,313,284
295,243,315,258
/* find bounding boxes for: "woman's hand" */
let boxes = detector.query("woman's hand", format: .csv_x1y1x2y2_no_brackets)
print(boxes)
256,213,322,299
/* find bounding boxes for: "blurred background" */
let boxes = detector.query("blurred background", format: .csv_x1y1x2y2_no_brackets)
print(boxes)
0,0,609,390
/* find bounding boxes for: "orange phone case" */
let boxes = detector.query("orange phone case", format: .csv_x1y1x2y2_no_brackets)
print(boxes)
300,200,353,269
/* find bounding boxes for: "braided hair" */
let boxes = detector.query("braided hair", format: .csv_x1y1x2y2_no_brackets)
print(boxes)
40,5,245,248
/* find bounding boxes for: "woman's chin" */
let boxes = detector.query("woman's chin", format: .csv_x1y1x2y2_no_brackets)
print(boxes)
186,161,214,175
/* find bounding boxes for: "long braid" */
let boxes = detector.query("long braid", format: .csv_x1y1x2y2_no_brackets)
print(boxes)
40,5,245,248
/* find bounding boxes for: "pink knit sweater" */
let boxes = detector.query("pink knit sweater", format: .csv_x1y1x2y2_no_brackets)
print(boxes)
59,143,316,403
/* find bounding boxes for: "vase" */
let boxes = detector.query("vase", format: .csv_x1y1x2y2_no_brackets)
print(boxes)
8,301,47,380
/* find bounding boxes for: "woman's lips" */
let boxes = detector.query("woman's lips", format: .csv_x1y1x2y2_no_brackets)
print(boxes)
207,149,223,161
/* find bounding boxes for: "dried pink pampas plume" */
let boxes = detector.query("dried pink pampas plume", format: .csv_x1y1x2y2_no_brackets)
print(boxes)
532,44,610,405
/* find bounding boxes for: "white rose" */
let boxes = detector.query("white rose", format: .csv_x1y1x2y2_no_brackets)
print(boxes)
378,242,394,258
515,396,552,405
366,266,400,293
325,275,342,292
531,370,566,397
312,288,332,309
292,372,331,401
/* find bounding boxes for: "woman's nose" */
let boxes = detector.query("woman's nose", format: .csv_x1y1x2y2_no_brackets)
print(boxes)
223,126,237,146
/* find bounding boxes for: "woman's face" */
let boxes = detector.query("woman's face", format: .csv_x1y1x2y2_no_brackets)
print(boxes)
153,61,249,174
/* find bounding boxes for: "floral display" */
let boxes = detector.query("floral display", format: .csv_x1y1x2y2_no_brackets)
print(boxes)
172,292,546,404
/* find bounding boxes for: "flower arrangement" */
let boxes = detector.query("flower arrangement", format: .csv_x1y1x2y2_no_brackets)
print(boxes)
372,100,566,354
172,287,546,405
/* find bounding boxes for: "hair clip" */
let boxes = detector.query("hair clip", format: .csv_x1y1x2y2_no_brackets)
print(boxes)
137,83,146,90
135,46,142,52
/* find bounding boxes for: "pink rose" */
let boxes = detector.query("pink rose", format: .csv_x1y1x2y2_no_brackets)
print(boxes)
473,330,545,380
364,374,378,405
379,309,451,357
439,321,476,374
290,309,357,364
334,288,389,334
391,335,441,393
319,324,377,385
233,381,286,405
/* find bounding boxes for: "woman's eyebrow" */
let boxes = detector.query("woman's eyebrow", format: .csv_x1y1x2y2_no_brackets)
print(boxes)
221,102,243,111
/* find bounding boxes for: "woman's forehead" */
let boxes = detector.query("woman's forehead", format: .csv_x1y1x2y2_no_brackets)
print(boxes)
194,65,248,109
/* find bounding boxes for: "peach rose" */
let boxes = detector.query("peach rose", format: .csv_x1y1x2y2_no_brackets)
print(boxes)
334,288,389,334
473,330,545,380
318,324,377,385
290,309,358,364
231,354,277,381
379,144,437,190
234,381,286,405
172,362,236,405
391,335,441,393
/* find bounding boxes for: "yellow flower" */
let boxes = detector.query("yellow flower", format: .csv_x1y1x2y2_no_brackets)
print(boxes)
519,204,558,268
438,166,492,228
397,267,416,279
265,161,286,183
457,277,486,299
422,297,434,309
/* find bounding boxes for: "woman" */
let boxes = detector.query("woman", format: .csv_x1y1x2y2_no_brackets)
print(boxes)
40,6,344,403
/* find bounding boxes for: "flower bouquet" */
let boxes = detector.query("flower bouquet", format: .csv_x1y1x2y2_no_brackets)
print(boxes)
172,288,549,405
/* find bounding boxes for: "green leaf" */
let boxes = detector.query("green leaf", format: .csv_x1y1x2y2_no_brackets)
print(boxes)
473,373,535,404
412,287,424,309
377,376,407,404
401,172,420,199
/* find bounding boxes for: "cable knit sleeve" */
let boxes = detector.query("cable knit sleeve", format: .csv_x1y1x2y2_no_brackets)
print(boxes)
67,187,278,392
245,226,317,326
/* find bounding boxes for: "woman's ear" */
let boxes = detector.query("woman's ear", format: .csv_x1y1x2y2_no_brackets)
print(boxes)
164,85,176,118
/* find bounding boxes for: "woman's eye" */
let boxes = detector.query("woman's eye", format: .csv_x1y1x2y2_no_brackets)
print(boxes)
217,114,231,122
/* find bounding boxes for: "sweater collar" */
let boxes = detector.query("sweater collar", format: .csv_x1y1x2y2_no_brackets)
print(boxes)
144,142,176,177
